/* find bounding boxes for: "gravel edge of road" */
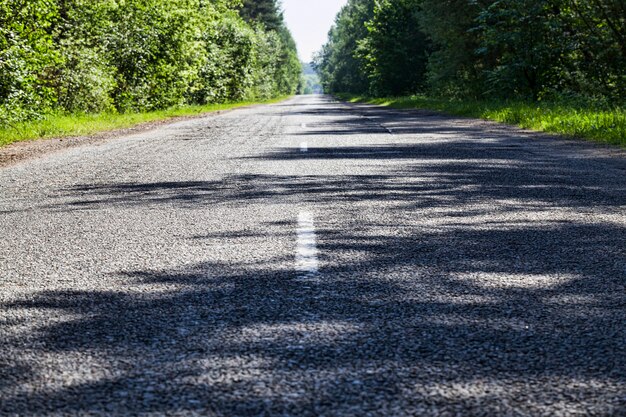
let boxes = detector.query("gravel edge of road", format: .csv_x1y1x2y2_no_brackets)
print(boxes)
0,103,271,169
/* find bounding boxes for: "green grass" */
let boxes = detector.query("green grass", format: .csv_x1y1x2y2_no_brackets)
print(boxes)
0,96,289,148
338,94,626,147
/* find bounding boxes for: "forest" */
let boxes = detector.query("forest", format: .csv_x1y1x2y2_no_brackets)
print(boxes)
316,0,625,105
0,0,301,127
300,62,323,95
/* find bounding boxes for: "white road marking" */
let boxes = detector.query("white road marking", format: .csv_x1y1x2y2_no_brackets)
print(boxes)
300,142,308,152
296,211,319,279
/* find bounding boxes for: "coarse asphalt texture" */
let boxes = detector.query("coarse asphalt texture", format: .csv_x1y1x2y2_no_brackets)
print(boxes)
1,95,625,416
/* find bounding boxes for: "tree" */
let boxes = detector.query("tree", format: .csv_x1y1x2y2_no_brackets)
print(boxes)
0,0,301,126
418,0,485,98
0,0,60,123
563,0,626,101
317,0,624,104
239,0,301,96
239,0,282,31
476,0,568,100
315,0,375,94
358,0,430,96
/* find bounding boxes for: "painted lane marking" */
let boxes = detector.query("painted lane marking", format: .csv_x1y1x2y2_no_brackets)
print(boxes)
296,211,319,279
300,142,308,152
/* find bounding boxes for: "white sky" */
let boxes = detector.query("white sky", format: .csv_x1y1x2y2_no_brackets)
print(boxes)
282,0,348,62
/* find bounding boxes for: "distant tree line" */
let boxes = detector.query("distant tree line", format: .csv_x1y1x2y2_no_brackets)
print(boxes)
299,62,323,94
0,0,301,125
315,0,625,104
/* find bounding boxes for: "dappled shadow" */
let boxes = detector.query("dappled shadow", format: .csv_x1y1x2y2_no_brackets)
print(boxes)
288,114,500,138
1,215,625,414
39,139,625,211
256,143,532,159
2,96,625,415
272,97,515,140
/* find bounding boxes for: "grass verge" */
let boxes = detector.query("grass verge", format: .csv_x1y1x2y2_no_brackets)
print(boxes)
338,94,626,147
0,96,289,148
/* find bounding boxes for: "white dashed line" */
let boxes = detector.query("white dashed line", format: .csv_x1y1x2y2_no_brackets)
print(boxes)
296,211,319,279
300,142,308,152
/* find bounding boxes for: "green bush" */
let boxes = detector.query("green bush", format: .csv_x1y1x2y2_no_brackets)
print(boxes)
0,0,300,128
0,0,61,124
318,0,625,106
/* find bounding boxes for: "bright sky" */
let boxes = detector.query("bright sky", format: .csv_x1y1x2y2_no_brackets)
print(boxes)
282,0,348,63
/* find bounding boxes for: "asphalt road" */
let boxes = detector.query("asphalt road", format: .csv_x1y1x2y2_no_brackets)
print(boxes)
1,95,625,416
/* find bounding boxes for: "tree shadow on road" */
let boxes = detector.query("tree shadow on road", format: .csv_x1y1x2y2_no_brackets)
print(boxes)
2,217,625,414
2,124,625,415
40,140,624,212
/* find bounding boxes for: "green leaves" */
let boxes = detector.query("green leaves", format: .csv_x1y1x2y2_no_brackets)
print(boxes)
0,0,61,123
315,0,375,94
0,0,300,126
318,0,624,105
358,0,429,96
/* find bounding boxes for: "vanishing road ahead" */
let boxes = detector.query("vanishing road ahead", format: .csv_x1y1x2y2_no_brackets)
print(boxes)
1,95,625,416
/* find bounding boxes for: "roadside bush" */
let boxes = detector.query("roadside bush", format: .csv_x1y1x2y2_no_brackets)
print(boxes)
56,41,116,114
0,0,60,124
0,0,300,127
317,0,625,105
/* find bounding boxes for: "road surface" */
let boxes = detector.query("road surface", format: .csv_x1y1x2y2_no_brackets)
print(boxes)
1,95,625,416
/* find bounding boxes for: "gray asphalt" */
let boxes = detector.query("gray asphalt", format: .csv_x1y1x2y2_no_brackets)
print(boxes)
1,95,625,416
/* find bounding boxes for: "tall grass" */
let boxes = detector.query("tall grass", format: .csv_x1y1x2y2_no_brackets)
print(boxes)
339,94,626,147
0,97,288,148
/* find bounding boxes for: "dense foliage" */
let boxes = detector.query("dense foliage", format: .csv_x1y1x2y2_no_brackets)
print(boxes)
0,0,300,126
314,0,374,94
316,0,625,104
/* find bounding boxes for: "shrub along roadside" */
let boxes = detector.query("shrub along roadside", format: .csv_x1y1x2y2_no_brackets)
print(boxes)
0,0,300,129
0,97,288,148
338,94,626,147
317,1,625,105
